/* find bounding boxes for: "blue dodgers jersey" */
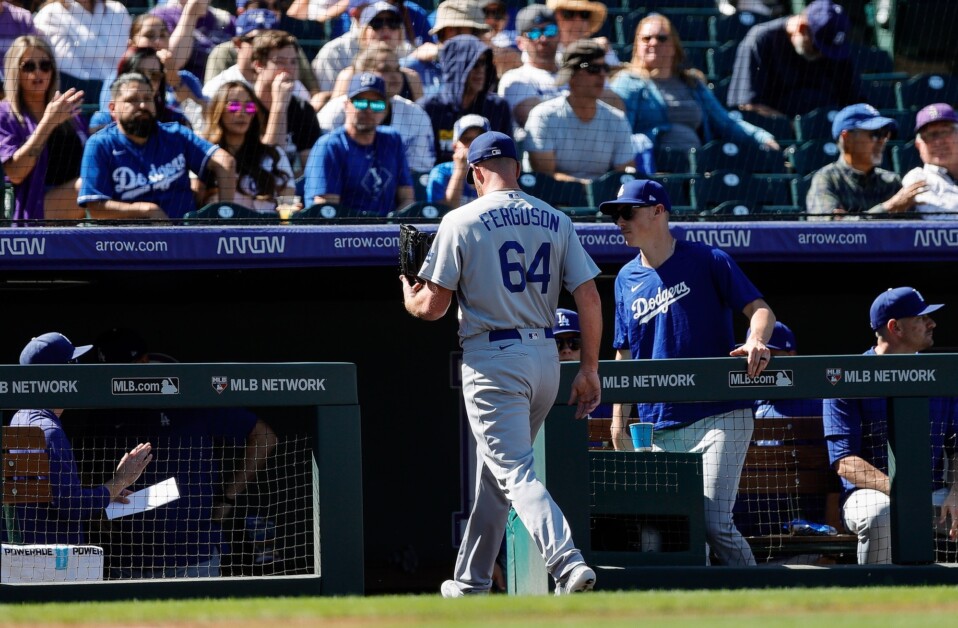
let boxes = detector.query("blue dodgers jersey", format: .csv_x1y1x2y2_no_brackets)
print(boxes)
613,240,763,428
823,347,958,497
78,121,218,219
303,126,412,217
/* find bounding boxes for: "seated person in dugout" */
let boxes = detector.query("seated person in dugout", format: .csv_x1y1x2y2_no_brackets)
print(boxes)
824,287,958,564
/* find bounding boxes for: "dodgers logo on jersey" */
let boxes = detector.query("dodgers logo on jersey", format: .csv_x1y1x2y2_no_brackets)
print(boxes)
631,281,691,324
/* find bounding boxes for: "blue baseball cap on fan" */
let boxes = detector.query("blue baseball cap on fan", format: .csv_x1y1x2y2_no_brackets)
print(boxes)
805,0,851,60
831,103,897,140
599,179,671,214
348,72,386,99
20,332,92,365
869,287,944,330
553,308,580,335
466,131,518,183
236,8,279,38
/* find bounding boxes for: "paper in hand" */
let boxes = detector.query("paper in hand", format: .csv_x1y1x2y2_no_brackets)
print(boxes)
105,477,180,520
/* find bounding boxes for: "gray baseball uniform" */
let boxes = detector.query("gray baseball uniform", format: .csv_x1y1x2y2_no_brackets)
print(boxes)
419,189,600,593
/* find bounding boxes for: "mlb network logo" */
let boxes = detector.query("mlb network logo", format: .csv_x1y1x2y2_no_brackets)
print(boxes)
212,376,228,394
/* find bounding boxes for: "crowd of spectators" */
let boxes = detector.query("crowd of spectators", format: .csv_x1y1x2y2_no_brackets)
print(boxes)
0,0,955,222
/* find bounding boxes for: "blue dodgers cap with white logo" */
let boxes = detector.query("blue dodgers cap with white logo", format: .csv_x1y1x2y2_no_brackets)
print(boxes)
20,332,93,365
869,287,944,330
553,308,580,335
745,321,797,351
831,103,897,140
348,72,386,99
235,8,279,37
598,179,671,214
805,0,851,60
466,131,518,183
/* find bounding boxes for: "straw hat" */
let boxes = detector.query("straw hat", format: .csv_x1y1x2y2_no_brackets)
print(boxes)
546,0,607,37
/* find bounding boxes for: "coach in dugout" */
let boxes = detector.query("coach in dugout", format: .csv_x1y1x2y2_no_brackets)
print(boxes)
78,73,236,221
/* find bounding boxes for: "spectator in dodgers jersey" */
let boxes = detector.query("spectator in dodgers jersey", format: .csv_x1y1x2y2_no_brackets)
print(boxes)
402,131,602,596
304,72,413,216
823,287,958,564
601,179,776,566
901,103,958,220
8,332,152,546
78,73,236,221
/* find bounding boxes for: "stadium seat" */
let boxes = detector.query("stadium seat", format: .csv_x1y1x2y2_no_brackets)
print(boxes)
690,140,787,175
683,42,710,76
881,109,916,141
706,41,737,81
58,75,103,119
597,7,631,46
387,200,451,220
897,74,958,111
652,174,697,209
791,173,816,211
183,202,275,223
590,170,636,207
892,141,923,176
709,11,768,45
861,77,903,110
707,77,731,109
794,108,840,142
691,170,792,212
289,202,343,220
658,8,715,44
517,172,589,208
411,171,432,203
786,140,840,175
654,145,693,174
733,108,795,141
850,45,896,76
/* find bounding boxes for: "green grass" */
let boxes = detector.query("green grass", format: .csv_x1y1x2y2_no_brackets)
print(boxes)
3,587,958,627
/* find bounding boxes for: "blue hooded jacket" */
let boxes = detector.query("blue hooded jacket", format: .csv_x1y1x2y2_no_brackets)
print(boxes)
418,35,513,164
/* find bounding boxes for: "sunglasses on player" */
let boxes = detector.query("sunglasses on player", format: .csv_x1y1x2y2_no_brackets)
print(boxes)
351,98,388,112
607,204,656,222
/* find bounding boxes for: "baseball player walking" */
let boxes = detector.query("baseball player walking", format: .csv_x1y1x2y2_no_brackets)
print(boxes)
401,131,602,596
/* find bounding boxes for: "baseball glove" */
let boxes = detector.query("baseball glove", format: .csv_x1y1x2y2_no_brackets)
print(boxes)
399,224,435,284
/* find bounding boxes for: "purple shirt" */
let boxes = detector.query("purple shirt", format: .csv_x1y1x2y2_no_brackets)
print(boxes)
0,3,37,74
0,100,88,220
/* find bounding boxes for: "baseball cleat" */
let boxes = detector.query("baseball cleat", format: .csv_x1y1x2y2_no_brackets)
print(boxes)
554,564,596,595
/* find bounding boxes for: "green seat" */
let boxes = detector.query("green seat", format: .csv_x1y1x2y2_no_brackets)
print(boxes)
690,140,787,175
517,172,589,208
387,201,452,220
183,202,274,223
786,140,840,176
289,202,343,220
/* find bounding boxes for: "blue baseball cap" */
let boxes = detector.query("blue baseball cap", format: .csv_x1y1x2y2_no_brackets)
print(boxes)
870,287,944,330
599,179,671,214
553,308,580,335
236,8,279,38
805,0,851,60
466,131,518,183
20,332,92,365
745,322,797,351
831,103,897,140
348,72,386,99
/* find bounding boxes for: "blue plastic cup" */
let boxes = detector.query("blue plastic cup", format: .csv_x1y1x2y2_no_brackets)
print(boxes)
629,422,653,451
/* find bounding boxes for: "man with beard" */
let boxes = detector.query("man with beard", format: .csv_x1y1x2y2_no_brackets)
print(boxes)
304,72,413,216
79,73,236,220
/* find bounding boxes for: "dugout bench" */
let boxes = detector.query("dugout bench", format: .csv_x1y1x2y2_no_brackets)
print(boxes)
0,362,363,602
508,354,958,593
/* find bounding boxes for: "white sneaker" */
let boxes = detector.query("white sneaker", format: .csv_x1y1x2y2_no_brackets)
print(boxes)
441,580,464,598
554,564,596,595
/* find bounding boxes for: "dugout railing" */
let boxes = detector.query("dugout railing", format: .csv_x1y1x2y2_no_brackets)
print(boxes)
509,354,958,593
0,362,362,602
